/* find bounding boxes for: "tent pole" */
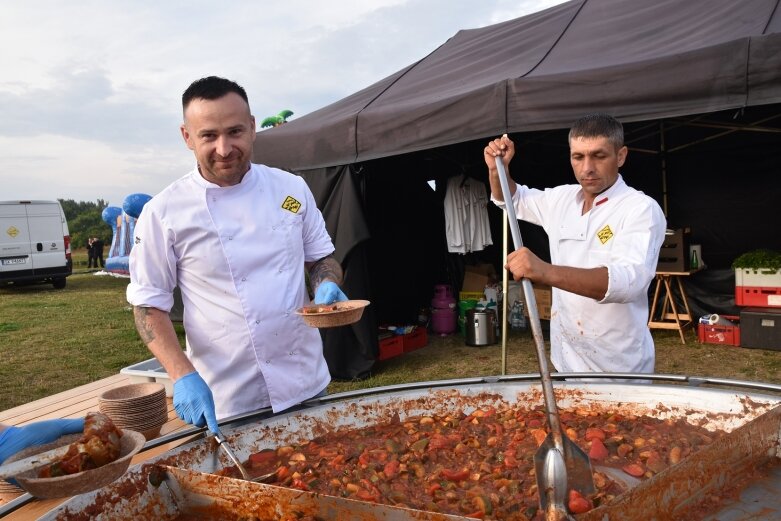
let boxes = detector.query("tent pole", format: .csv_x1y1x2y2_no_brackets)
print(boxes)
660,120,668,216
501,211,508,375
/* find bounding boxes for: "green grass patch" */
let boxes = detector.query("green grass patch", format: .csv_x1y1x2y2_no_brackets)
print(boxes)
2,259,781,410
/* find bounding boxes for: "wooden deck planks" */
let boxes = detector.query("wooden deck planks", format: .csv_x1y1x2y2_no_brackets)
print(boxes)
0,374,192,517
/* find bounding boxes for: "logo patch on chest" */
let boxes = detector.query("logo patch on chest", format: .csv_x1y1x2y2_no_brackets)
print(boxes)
597,225,613,244
281,196,302,214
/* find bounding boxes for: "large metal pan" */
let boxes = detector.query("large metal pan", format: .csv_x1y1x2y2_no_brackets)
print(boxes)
19,377,781,520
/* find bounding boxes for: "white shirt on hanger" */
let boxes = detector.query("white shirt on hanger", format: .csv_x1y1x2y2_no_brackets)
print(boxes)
444,175,493,254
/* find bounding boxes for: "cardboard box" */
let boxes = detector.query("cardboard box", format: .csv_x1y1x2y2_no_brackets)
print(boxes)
524,303,552,321
402,327,428,352
459,291,485,302
740,307,781,351
462,264,497,292
697,315,740,346
516,284,552,320
378,335,404,360
656,227,691,272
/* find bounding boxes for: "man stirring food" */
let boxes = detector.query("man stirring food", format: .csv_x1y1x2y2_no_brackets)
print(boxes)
484,114,666,375
127,76,347,433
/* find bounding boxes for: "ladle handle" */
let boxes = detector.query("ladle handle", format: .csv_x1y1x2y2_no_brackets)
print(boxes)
214,431,251,480
494,155,564,443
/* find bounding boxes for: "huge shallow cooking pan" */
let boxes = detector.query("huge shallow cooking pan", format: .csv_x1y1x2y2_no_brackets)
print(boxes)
13,376,781,520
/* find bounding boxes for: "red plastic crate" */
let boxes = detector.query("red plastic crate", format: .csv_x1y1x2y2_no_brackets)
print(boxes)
402,328,428,353
697,315,741,346
378,336,403,360
735,286,781,307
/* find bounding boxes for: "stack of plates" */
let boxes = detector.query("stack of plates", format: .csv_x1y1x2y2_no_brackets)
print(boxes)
98,383,167,441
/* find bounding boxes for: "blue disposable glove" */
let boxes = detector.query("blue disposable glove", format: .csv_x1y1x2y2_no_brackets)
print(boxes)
0,418,85,464
314,281,348,305
173,371,219,434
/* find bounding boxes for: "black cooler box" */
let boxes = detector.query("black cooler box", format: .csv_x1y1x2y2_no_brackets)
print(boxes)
740,307,781,351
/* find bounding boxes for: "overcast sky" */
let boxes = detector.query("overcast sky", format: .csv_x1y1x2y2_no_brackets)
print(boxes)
1,0,564,208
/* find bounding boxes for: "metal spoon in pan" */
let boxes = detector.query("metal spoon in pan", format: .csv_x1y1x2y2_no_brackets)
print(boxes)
213,431,276,483
494,152,595,519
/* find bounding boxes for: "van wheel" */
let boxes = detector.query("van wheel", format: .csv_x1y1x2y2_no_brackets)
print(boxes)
52,278,67,289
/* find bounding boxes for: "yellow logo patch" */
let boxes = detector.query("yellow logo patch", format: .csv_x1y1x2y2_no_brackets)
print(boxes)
6,226,19,238
281,196,301,214
597,225,613,244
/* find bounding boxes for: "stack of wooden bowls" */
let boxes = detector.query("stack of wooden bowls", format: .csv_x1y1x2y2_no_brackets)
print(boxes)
98,383,167,441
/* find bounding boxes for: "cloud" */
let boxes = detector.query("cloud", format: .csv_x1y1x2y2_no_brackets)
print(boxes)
0,0,566,203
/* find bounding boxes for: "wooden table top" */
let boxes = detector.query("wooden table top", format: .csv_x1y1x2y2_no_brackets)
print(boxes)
0,374,193,519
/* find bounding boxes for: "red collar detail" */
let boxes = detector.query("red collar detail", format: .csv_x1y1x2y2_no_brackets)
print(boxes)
595,197,609,206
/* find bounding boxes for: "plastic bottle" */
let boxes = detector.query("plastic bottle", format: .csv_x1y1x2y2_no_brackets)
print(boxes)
517,300,527,330
510,300,527,330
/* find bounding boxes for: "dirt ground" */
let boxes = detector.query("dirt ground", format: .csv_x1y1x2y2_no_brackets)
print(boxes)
367,324,781,390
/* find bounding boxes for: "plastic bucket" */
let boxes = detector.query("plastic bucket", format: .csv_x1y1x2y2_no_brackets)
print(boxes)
457,299,478,336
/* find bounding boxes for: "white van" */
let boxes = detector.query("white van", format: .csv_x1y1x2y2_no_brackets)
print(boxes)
0,200,72,289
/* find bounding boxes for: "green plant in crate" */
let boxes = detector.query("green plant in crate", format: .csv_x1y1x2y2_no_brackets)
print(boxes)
732,249,781,274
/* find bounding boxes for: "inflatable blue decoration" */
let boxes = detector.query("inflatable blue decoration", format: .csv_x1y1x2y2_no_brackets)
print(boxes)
103,193,152,275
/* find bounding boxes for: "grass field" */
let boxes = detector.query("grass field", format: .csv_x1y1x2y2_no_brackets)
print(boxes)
1,250,780,410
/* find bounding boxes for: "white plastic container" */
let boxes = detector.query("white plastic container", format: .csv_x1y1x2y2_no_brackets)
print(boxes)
120,358,173,397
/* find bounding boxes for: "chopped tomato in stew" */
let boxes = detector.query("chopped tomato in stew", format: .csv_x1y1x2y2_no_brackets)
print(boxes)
217,405,722,520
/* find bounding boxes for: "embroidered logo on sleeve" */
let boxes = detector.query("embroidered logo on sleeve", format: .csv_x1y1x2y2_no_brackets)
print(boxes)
597,225,613,244
281,196,302,213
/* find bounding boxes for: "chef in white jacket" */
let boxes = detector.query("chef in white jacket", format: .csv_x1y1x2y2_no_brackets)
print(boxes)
483,114,666,375
127,76,348,433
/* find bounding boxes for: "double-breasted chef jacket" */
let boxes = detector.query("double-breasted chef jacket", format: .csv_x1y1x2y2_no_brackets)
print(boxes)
128,164,335,419
494,175,666,374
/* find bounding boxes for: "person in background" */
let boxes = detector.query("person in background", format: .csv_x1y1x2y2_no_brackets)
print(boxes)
86,237,96,269
127,76,347,434
483,113,666,375
0,419,84,464
92,237,105,268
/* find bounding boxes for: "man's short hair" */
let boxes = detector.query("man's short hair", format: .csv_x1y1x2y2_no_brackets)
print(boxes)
568,113,624,150
182,76,249,111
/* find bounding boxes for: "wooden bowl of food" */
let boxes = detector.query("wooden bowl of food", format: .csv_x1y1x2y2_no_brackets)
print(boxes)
8,429,146,499
4,412,146,499
296,299,370,328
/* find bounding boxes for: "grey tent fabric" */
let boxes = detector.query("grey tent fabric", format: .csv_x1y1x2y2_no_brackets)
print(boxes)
249,0,781,378
253,0,781,171
299,165,376,380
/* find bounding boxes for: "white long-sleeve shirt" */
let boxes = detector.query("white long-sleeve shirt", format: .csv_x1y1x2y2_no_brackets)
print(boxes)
444,175,493,253
494,175,666,373
127,164,335,418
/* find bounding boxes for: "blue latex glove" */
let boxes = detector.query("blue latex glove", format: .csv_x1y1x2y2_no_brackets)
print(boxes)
314,281,348,305
173,371,219,434
0,418,85,464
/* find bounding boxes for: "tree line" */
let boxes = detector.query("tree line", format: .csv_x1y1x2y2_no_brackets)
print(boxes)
59,199,112,252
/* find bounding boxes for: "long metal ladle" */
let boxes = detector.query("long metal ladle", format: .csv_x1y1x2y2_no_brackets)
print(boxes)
494,153,595,520
213,431,276,483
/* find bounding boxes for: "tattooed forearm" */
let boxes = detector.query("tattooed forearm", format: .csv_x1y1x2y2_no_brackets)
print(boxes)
308,255,343,288
133,306,157,344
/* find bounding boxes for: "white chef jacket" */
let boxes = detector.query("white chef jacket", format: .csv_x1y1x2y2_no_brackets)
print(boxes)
127,164,335,418
493,175,666,374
